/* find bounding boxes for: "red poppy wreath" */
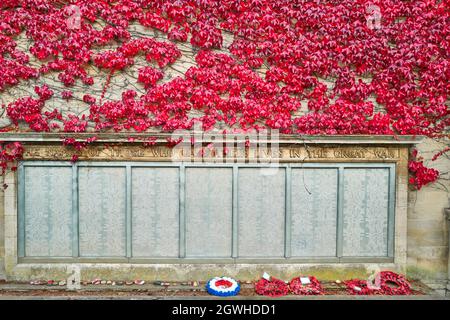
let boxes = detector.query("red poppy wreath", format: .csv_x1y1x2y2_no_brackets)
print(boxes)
345,271,412,295
344,279,380,295
377,271,412,295
289,276,324,295
255,277,289,297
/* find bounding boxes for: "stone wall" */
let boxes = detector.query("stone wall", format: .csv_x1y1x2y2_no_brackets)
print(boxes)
0,136,449,295
0,135,414,280
0,175,5,279
407,138,450,295
0,12,449,293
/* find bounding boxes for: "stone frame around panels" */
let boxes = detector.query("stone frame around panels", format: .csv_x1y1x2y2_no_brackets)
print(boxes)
446,208,450,296
0,134,417,281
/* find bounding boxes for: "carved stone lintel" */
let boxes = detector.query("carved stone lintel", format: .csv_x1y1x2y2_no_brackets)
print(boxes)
21,144,403,162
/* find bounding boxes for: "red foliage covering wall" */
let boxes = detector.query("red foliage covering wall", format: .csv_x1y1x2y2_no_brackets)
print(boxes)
0,0,448,187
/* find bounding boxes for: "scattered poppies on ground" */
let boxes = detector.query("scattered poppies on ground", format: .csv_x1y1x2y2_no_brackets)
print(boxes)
25,271,416,296
254,271,412,297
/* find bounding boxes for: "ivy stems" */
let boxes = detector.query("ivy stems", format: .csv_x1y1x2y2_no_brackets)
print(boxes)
0,1,448,186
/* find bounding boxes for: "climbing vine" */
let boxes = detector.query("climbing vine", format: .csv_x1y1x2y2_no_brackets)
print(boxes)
0,142,23,180
0,0,448,187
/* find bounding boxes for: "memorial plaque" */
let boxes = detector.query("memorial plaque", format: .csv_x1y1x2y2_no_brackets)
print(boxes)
18,157,396,262
24,166,72,257
291,168,338,257
131,168,179,257
343,168,389,256
185,168,233,257
79,167,126,257
238,168,285,257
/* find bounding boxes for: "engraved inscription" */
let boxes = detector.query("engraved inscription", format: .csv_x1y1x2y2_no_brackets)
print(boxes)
21,144,402,161
78,167,126,257
132,168,179,257
127,147,145,157
291,168,338,257
307,148,329,159
24,166,72,257
342,168,389,257
373,148,398,159
185,168,232,257
333,148,366,158
149,146,172,158
238,168,285,257
289,148,303,159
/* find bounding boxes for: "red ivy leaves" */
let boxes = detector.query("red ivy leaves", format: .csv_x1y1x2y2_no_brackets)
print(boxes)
191,20,223,49
408,149,440,190
0,142,23,176
0,1,448,188
138,67,164,89
408,162,439,190
63,114,88,133
6,96,49,132
62,136,97,151
1,1,447,136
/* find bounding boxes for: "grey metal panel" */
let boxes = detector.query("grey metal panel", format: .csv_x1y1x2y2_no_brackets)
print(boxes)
238,168,285,257
131,167,179,257
185,168,233,257
291,168,338,257
18,161,396,263
342,168,389,257
24,166,72,257
78,167,126,257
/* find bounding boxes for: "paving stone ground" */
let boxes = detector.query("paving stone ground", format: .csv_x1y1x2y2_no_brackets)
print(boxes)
0,280,446,300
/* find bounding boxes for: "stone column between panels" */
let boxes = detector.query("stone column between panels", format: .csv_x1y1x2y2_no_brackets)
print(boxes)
3,170,17,278
446,208,450,297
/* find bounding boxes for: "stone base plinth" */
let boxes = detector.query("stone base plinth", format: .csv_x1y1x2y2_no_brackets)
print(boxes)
8,263,400,283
